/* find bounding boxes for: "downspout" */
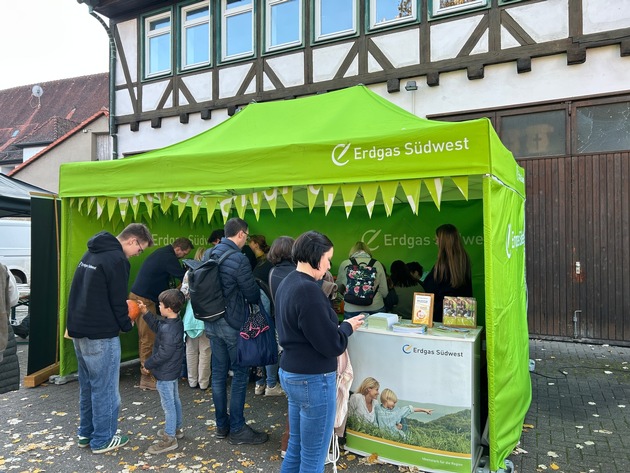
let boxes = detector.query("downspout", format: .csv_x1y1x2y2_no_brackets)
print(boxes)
87,7,118,159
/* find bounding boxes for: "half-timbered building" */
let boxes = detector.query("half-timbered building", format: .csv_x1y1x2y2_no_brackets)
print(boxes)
80,0,630,344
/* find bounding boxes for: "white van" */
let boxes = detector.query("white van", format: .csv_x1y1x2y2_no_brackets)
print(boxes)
0,219,31,284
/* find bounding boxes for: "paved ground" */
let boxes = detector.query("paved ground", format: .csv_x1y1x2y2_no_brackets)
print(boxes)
2,338,630,473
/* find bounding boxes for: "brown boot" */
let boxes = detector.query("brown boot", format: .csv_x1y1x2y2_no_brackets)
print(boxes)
139,373,157,390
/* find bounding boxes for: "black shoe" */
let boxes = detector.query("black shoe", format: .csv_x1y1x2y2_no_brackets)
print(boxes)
216,426,229,439
228,424,269,445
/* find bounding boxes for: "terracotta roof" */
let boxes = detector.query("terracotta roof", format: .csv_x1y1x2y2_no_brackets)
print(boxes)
8,110,108,176
0,73,109,165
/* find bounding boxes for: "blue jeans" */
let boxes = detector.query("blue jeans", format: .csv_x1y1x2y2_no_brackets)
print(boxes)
255,362,279,388
156,379,182,437
204,318,249,432
279,368,336,473
73,336,121,449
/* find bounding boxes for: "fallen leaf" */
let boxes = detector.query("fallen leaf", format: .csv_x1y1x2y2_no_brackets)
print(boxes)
537,465,548,470
575,444,583,449
588,402,596,405
523,423,534,428
575,425,583,429
584,441,594,446
604,371,613,374
547,451,559,458
550,463,560,470
618,405,626,408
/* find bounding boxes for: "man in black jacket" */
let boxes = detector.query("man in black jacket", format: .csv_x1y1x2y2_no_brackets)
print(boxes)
67,223,153,454
129,237,193,389
203,217,268,445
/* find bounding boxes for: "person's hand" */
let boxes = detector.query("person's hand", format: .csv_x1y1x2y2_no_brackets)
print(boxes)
140,363,150,376
344,313,365,332
137,300,148,315
418,408,433,415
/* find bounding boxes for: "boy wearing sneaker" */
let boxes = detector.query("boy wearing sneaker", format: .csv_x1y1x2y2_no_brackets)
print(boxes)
138,289,186,454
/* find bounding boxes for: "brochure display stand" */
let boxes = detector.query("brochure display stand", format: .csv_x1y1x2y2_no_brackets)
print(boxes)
345,325,483,473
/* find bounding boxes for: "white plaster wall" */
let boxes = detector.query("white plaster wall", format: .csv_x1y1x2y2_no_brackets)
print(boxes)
116,109,229,156
116,19,138,85
267,53,305,88
583,0,630,34
431,15,484,61
507,0,568,42
371,29,420,68
116,86,136,116
181,72,213,104
143,81,171,111
382,46,630,117
219,63,254,98
312,42,354,82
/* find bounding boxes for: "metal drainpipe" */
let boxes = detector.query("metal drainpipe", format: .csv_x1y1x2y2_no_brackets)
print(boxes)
87,7,118,159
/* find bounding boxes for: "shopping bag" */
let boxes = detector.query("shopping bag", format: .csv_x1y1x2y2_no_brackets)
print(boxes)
236,303,278,367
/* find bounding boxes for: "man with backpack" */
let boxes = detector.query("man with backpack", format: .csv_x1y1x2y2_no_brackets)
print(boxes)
336,241,390,319
201,218,268,445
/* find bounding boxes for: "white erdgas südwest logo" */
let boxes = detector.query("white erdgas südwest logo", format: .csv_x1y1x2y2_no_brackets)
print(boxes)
361,229,382,251
332,143,351,166
505,223,525,259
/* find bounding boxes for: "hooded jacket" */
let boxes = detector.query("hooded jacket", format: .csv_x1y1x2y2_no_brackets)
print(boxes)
67,231,133,339
142,311,185,381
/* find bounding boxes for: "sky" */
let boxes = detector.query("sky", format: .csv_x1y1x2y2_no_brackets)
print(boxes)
0,0,109,91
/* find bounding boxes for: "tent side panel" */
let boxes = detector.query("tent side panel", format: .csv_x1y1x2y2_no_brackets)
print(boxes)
483,177,531,471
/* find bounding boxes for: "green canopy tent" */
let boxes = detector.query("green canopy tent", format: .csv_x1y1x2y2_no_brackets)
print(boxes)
58,85,529,471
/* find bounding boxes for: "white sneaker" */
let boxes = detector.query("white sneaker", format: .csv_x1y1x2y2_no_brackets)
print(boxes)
254,384,265,395
265,384,285,396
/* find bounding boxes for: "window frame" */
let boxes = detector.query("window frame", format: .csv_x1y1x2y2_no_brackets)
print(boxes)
264,0,304,53
221,0,255,62
572,96,630,155
180,1,211,71
143,9,173,80
429,0,488,19
368,0,418,31
313,0,358,43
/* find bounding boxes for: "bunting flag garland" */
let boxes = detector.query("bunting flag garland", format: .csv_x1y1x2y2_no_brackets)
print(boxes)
451,176,469,200
307,185,321,213
400,179,421,215
423,178,444,210
340,183,360,217
73,176,469,222
360,182,379,218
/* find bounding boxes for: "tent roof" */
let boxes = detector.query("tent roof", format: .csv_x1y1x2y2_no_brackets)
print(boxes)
59,86,523,205
0,174,51,218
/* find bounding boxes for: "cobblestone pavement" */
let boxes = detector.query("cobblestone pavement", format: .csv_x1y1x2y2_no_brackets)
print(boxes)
2,339,630,473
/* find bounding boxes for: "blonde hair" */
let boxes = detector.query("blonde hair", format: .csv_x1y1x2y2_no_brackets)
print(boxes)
349,241,371,258
194,247,206,261
380,388,397,404
357,377,380,395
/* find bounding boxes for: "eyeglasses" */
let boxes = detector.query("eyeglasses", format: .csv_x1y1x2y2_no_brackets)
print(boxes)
243,231,250,241
135,239,144,254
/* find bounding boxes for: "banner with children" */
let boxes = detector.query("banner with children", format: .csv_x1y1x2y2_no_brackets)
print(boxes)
346,328,483,473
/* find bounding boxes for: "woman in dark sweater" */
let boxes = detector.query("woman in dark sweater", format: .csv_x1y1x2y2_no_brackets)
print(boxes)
423,224,472,322
275,231,364,473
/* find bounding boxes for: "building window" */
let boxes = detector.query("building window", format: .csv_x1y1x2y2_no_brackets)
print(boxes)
370,0,417,30
181,2,210,70
576,102,630,154
314,0,357,41
222,0,254,61
500,110,566,158
266,0,302,51
430,0,488,18
145,11,172,78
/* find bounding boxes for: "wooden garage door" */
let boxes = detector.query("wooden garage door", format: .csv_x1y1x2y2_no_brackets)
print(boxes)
520,152,630,344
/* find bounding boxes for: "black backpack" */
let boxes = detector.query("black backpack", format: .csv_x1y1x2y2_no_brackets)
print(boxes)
343,257,378,306
188,249,237,322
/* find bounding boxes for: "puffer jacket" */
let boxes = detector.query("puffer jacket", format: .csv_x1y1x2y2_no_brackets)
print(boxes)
0,322,20,394
142,312,184,381
203,238,260,330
